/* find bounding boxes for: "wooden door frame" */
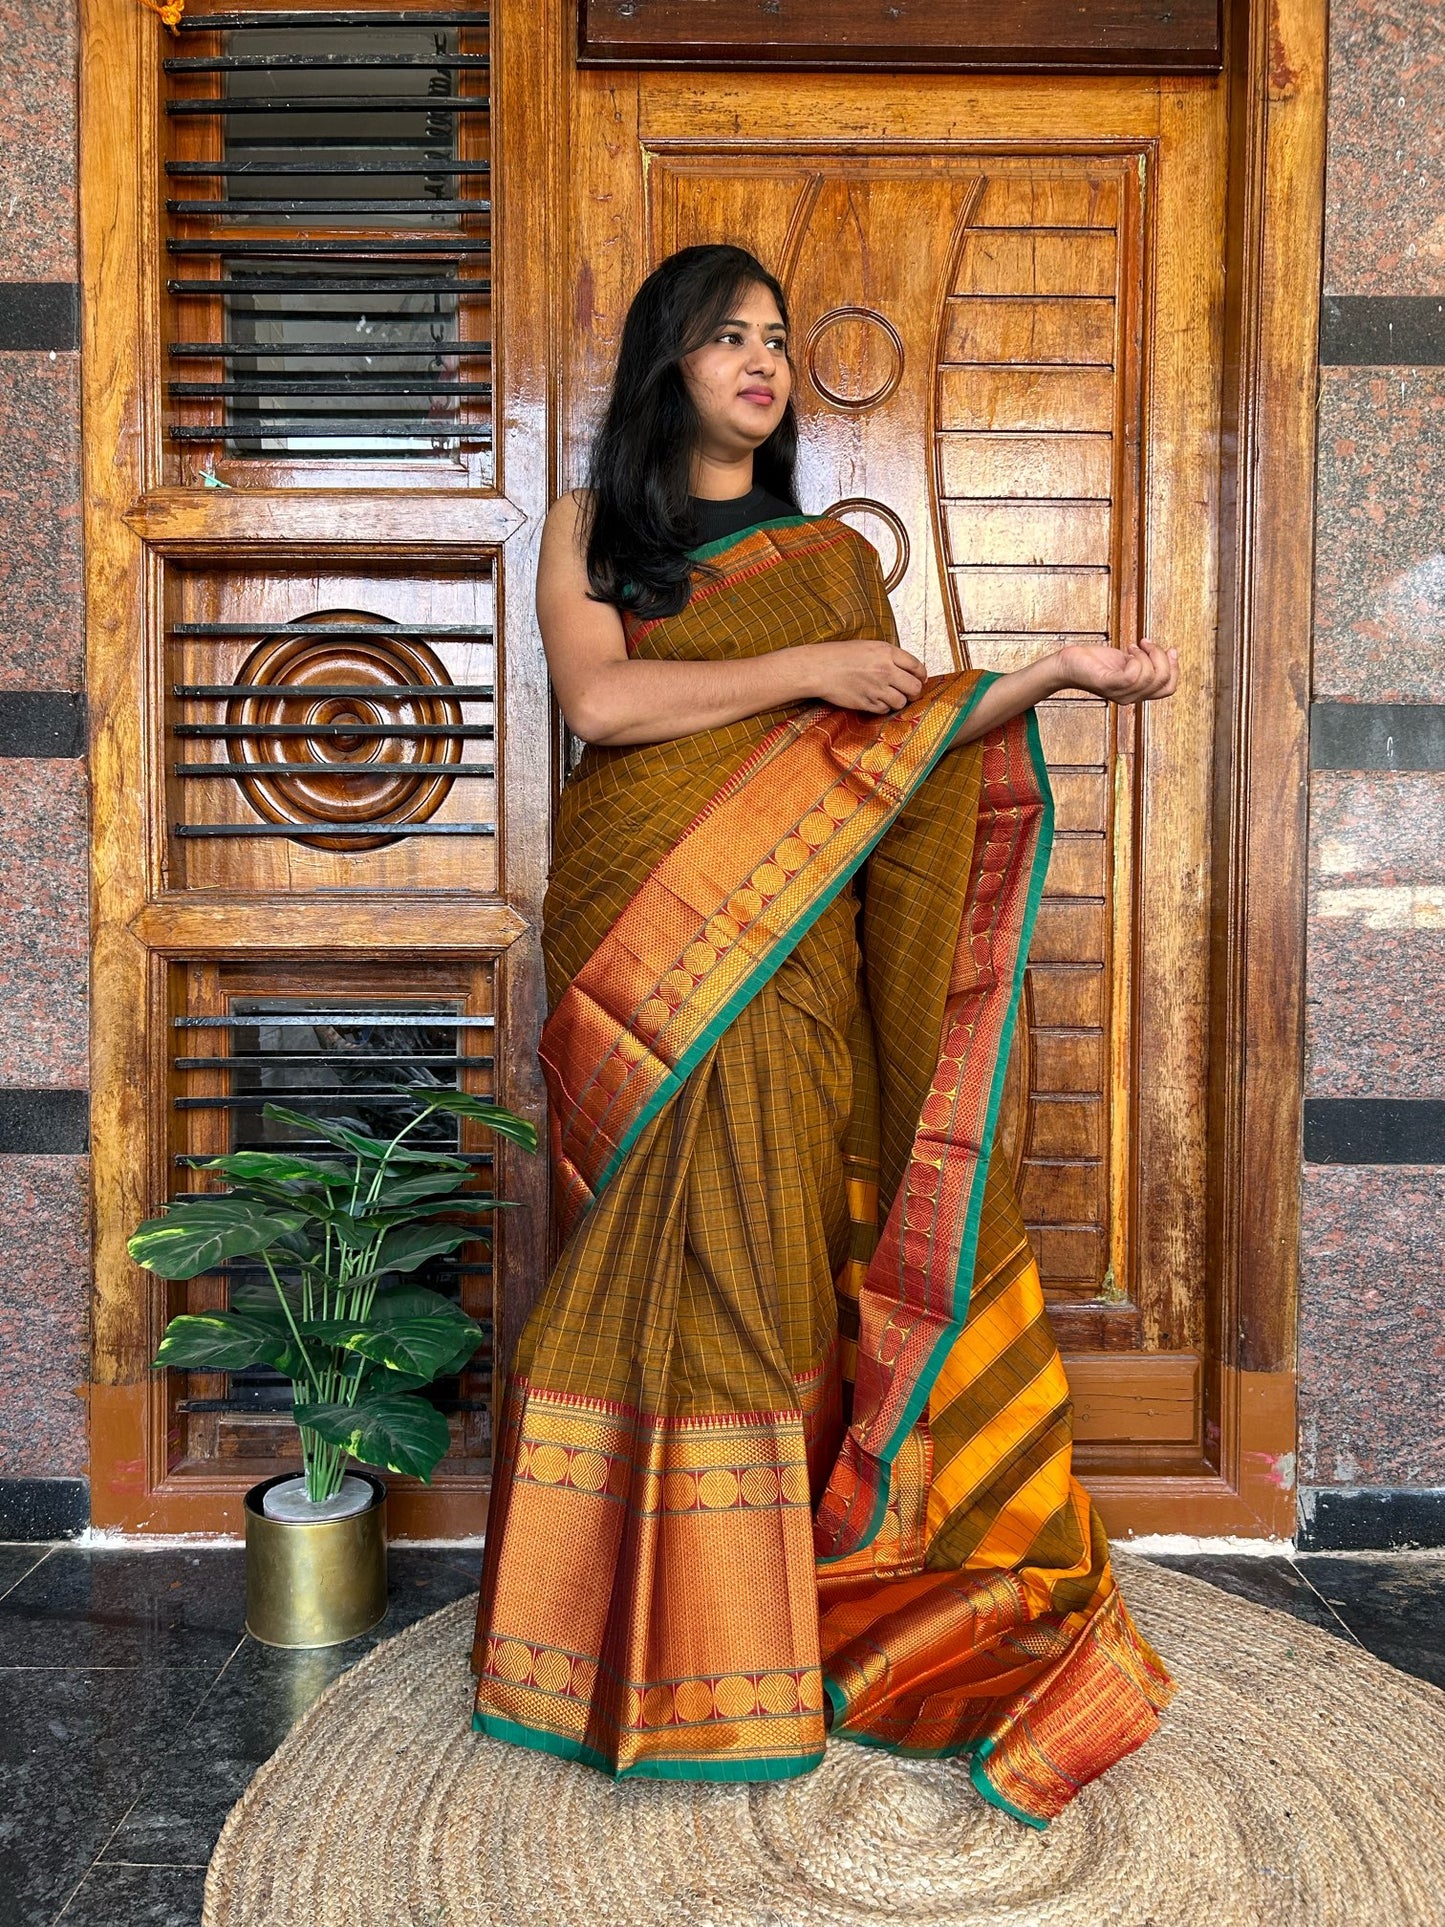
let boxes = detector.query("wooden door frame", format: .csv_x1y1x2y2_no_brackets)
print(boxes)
1090,0,1325,1537
79,0,563,1534
79,0,1323,1538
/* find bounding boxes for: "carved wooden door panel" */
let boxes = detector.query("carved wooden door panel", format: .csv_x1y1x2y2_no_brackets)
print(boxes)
83,0,553,1535
566,70,1273,1534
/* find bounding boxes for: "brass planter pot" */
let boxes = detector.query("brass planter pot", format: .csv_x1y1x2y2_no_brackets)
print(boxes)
244,1471,389,1649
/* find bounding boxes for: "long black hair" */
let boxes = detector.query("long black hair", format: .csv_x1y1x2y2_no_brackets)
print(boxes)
582,244,800,619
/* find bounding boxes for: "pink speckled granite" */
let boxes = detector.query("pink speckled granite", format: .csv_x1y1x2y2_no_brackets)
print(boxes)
1306,920,1445,1096
1312,367,1445,702
1324,0,1445,296
1310,770,1445,888
1306,773,1445,1094
0,1154,89,1477
1298,1165,1445,1486
0,759,88,1087
0,0,78,282
0,353,82,690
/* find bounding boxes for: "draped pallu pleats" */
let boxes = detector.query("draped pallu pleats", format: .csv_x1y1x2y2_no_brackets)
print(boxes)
472,516,1175,1824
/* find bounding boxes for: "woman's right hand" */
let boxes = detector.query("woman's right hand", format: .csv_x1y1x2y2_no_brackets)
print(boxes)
799,639,929,713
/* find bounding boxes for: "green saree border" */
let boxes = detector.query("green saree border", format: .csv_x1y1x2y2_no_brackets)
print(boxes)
970,1735,1050,1829
587,672,1003,1206
823,1672,1051,1827
472,1709,824,1783
827,706,1055,1557
686,512,816,565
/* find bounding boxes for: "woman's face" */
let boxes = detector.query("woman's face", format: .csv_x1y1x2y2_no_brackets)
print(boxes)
678,281,792,463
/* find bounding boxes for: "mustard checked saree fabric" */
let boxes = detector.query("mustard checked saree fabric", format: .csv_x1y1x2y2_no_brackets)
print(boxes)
471,514,1176,1827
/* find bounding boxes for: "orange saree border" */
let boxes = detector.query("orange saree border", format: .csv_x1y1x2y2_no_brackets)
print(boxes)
474,1374,830,1780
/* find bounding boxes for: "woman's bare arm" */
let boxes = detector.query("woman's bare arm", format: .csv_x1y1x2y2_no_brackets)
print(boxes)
951,639,1179,743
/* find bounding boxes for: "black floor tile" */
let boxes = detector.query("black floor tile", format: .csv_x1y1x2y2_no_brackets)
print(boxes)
1138,1552,1363,1644
1295,1551,1445,1689
57,1863,206,1927
0,1549,247,1670
98,1549,482,1881
0,1544,50,1600
0,1664,217,1927
381,1545,483,1628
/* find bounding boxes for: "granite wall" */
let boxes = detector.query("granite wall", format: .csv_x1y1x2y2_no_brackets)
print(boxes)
0,0,91,1537
1299,0,1445,1548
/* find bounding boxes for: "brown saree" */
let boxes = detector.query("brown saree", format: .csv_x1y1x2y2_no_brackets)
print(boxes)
471,513,1175,1826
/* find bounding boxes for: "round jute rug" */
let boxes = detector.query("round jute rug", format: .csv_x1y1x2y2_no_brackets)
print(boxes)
202,1551,1445,1927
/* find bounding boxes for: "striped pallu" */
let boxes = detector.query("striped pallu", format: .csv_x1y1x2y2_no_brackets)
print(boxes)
471,515,1175,1824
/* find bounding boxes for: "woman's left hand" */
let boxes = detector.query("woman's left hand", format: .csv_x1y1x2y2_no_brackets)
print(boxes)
1056,637,1178,704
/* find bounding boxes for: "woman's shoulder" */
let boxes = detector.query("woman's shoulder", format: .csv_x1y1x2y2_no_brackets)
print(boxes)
546,487,591,530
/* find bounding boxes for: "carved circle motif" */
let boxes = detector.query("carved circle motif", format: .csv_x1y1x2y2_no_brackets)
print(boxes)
822,497,911,593
226,611,462,852
803,306,905,411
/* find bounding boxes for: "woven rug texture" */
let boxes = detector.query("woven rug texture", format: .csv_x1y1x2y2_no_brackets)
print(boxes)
202,1551,1445,1927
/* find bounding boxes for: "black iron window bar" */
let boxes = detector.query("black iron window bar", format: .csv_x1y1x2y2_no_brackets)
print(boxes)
171,998,496,1418
165,10,490,457
170,621,495,842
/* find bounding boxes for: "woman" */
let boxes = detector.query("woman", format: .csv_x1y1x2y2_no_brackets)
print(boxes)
472,244,1179,1827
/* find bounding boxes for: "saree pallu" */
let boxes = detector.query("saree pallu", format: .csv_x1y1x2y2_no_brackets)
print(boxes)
472,515,1176,1827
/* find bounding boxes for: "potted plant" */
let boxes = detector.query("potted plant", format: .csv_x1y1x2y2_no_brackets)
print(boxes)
128,1089,537,1647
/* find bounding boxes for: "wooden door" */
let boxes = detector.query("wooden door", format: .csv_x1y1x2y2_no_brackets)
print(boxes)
82,0,1318,1540
566,64,1293,1536
82,0,555,1535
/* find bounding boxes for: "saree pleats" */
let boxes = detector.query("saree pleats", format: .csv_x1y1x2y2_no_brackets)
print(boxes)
472,516,1175,1821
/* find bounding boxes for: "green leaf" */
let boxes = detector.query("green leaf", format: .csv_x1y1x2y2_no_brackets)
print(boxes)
153,1309,295,1372
372,1286,485,1374
374,1220,474,1274
357,1197,508,1233
408,1090,540,1153
128,1199,308,1279
186,1151,351,1190
304,1314,480,1383
327,1215,382,1251
370,1283,466,1322
261,1105,471,1169
373,1169,474,1207
294,1393,451,1482
227,1280,305,1333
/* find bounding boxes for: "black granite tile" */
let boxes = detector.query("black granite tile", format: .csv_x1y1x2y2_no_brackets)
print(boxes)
0,1663,216,1927
1320,295,1445,366
0,691,86,758
1299,1485,1445,1549
0,285,79,354
0,1543,50,1600
385,1545,483,1621
1139,1553,1364,1644
99,1732,258,1875
0,1548,247,1669
0,1478,88,1541
1310,699,1445,770
1295,1552,1445,1690
99,1548,482,1872
1303,1097,1445,1163
58,1863,207,1927
0,1090,89,1155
